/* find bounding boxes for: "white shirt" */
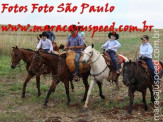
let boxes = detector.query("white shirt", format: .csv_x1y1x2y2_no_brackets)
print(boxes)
37,39,53,51
139,42,153,59
102,39,121,52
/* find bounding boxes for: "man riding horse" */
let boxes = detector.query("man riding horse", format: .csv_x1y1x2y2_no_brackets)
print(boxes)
36,32,54,53
138,35,156,82
64,25,85,82
101,32,121,74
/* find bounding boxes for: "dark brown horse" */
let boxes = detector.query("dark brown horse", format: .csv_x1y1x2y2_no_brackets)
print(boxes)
11,46,74,98
28,51,105,106
122,61,156,114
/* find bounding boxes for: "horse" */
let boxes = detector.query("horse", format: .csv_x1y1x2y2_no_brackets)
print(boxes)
122,60,163,114
28,51,105,107
122,61,155,114
81,44,121,109
11,46,74,98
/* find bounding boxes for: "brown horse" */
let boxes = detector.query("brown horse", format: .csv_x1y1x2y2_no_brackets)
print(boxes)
28,51,105,106
11,46,74,98
122,61,158,114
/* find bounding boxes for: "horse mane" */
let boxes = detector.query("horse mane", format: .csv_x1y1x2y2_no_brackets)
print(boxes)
41,51,67,58
21,48,34,52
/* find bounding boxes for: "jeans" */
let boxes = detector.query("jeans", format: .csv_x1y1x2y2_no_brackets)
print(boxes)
142,58,156,81
106,49,119,70
43,49,50,53
74,52,81,76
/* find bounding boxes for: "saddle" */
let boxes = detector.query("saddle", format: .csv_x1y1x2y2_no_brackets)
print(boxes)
138,60,162,76
102,51,124,70
66,50,89,74
138,60,151,76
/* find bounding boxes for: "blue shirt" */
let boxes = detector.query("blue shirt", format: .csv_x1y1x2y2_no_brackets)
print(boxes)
102,39,121,52
139,42,153,59
46,31,56,42
66,34,84,52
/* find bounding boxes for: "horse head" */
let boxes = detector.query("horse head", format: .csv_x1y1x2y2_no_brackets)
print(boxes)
122,60,136,86
11,45,22,69
81,44,94,64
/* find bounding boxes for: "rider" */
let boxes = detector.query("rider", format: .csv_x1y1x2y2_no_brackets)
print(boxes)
64,25,84,82
46,25,56,42
101,32,121,74
139,35,156,81
36,32,53,53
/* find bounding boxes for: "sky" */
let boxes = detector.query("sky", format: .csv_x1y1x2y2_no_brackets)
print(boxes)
0,0,162,28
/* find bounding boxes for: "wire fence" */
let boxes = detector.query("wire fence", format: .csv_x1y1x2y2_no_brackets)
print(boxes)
0,30,162,60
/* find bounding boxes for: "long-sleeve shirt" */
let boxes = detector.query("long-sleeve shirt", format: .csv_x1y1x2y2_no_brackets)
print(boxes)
37,39,53,51
102,39,121,52
46,31,56,42
139,42,153,59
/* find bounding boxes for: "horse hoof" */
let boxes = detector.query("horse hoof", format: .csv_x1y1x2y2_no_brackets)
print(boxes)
37,94,41,97
42,104,47,109
126,112,131,116
145,107,148,111
72,89,75,92
127,111,132,115
101,95,105,100
22,95,25,99
82,107,88,112
66,102,70,106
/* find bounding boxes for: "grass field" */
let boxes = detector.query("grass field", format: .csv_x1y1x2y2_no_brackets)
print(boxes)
0,29,163,121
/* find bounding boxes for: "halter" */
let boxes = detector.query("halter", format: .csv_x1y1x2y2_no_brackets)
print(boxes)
82,49,108,79
11,49,35,75
123,62,138,85
82,50,101,65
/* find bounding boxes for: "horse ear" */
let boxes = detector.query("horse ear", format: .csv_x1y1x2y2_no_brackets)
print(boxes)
129,60,132,63
15,45,18,49
92,44,94,48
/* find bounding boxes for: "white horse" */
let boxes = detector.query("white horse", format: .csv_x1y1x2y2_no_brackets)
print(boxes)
81,44,128,109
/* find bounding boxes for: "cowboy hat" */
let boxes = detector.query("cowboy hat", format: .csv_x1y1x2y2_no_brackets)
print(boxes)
141,35,149,40
108,32,119,40
39,32,49,38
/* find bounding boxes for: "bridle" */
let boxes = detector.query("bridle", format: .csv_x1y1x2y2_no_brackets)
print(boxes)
11,49,35,74
123,62,138,85
82,49,101,65
12,49,34,67
82,49,108,79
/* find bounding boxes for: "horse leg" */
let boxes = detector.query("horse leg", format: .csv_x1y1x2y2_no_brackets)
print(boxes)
149,85,155,104
96,81,105,100
115,78,119,102
64,80,71,106
81,75,89,102
36,75,41,97
22,73,33,98
142,90,148,111
43,81,57,107
70,80,75,92
83,79,95,109
128,88,134,114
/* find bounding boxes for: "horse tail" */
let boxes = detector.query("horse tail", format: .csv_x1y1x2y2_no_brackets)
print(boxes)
159,61,163,79
159,61,163,67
